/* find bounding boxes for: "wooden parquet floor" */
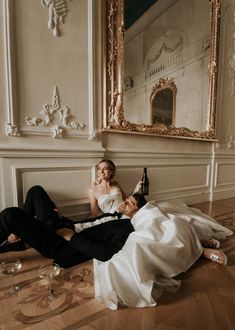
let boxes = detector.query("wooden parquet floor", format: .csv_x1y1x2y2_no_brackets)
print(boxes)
0,198,235,330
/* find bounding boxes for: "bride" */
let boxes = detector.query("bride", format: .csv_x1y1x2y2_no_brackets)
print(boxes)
88,159,141,217
89,160,233,310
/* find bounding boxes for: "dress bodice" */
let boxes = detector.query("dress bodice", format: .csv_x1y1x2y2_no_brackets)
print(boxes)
74,187,124,235
97,187,124,213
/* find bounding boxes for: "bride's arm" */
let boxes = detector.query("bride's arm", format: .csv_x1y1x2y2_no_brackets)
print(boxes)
133,181,142,194
88,187,99,217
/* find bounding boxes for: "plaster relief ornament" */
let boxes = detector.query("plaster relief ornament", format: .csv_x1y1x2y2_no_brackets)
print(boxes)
224,122,235,148
228,7,235,96
5,123,21,137
41,0,71,36
25,86,85,138
228,51,235,96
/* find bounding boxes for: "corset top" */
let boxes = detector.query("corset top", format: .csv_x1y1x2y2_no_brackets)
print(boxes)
97,187,123,213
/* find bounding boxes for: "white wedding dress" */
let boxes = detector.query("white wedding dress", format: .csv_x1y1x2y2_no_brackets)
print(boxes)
94,200,233,310
74,187,124,233
97,187,124,213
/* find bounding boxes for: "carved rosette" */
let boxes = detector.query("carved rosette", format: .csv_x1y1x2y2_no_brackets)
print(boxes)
25,86,85,138
41,0,71,37
105,0,220,140
5,123,21,137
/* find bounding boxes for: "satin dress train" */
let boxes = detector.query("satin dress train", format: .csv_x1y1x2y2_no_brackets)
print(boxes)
94,199,233,310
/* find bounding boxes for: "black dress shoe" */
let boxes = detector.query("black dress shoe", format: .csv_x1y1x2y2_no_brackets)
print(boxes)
0,240,26,253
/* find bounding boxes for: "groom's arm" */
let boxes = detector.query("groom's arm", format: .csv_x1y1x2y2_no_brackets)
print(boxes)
68,222,134,261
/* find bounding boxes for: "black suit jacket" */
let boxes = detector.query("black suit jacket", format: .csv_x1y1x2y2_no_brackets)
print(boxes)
69,219,134,261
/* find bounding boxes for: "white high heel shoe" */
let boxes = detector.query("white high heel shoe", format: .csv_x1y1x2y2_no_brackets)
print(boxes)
203,249,227,265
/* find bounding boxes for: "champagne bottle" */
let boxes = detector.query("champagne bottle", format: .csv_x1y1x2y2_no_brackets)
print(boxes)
141,167,149,195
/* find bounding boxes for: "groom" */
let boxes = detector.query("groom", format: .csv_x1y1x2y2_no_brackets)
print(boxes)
0,186,147,268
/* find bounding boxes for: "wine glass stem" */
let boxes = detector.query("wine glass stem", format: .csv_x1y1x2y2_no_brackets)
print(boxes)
48,277,52,299
11,273,14,293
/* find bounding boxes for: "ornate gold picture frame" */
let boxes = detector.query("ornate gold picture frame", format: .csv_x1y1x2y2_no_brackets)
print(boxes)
150,78,176,126
103,0,221,140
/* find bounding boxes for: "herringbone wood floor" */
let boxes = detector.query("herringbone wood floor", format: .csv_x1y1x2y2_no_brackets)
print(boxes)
0,198,235,330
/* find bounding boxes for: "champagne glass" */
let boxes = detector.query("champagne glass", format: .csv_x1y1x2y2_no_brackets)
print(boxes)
0,258,23,296
38,263,60,302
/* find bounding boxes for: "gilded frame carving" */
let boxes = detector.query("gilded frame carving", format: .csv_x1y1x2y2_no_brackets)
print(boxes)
103,0,221,140
150,78,177,126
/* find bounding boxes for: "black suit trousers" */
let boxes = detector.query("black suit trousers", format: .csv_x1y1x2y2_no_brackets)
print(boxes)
22,185,74,229
0,207,89,268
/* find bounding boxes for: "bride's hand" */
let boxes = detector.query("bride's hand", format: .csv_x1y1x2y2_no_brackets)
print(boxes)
133,181,142,193
91,178,102,187
7,233,21,243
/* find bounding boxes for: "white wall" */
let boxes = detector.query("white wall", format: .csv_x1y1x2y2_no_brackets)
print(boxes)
0,0,235,219
0,0,104,218
214,0,235,200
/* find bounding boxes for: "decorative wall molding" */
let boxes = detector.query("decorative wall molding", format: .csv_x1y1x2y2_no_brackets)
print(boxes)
213,158,235,202
145,32,184,80
114,162,211,205
228,4,235,96
87,0,98,141
11,164,93,218
124,76,134,91
25,86,85,138
41,0,72,37
215,162,235,187
3,0,20,137
217,121,235,149
5,123,21,137
224,122,235,148
104,147,212,159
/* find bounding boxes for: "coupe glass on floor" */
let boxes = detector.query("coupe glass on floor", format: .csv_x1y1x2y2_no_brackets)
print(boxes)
38,263,60,302
0,258,23,296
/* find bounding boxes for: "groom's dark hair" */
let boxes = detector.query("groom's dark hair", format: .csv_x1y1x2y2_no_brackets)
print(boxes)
132,193,147,209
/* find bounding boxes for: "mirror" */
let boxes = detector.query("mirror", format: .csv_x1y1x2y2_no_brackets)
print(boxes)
150,78,176,125
103,0,221,140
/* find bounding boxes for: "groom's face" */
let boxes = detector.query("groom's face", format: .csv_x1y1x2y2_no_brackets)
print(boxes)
118,195,139,218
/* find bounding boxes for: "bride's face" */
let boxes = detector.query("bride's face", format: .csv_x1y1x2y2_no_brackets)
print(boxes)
97,162,115,181
118,196,139,218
